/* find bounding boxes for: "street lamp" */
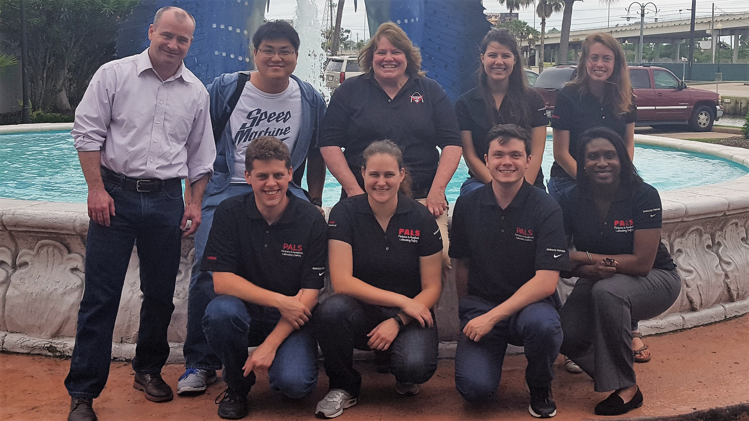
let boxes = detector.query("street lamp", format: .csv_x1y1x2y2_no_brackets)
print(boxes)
716,22,722,80
528,34,534,65
627,1,658,64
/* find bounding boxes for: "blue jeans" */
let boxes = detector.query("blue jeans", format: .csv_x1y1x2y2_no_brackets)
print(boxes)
315,294,439,397
183,183,308,370
65,177,184,399
202,295,318,397
455,295,562,403
547,176,576,203
460,177,487,196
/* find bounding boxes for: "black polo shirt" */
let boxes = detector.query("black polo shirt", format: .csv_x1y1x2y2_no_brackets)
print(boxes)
201,192,327,296
320,72,462,199
449,182,569,304
550,86,637,178
558,182,676,271
454,86,548,188
327,193,443,299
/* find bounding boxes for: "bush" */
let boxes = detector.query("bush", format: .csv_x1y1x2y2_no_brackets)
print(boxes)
30,110,74,123
744,111,749,139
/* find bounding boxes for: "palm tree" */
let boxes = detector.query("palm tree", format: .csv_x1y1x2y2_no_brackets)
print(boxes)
0,53,17,70
497,0,534,13
536,0,564,71
331,0,345,55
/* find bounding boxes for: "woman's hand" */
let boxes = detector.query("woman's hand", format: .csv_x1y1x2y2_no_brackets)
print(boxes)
367,318,400,351
577,259,617,281
463,313,497,342
400,298,433,327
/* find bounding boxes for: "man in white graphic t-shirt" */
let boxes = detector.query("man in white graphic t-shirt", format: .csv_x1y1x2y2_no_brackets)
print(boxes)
178,20,327,400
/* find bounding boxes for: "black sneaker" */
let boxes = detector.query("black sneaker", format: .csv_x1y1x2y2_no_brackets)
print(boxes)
215,387,249,419
529,385,557,418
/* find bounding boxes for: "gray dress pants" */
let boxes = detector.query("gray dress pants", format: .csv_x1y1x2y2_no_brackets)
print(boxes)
559,269,681,392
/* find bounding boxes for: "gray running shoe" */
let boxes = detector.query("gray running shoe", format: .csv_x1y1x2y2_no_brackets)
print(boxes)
315,389,357,419
395,381,420,396
177,368,218,395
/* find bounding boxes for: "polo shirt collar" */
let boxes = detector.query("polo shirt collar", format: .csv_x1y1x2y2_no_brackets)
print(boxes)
363,70,419,92
479,181,533,209
244,190,297,224
354,193,414,215
137,49,190,83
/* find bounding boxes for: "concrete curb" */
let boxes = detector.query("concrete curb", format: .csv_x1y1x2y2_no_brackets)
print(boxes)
616,402,749,421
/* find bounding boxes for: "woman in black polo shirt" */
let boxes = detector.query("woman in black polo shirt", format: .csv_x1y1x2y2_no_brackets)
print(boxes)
314,140,443,419
557,127,681,416
454,29,548,194
549,32,637,202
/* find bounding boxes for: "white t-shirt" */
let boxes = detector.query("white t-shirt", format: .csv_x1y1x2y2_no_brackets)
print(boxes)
229,78,302,183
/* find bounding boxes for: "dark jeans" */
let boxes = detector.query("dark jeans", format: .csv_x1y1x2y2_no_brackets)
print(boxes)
65,177,184,399
315,294,439,397
547,176,576,203
202,295,318,398
183,184,308,370
455,295,562,403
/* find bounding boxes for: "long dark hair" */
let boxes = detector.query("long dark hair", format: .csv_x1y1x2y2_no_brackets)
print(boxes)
575,127,642,192
361,140,413,198
477,29,534,127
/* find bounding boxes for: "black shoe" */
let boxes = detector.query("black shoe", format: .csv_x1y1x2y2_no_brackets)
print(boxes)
68,397,97,421
215,387,249,419
594,387,643,416
529,385,557,418
133,372,174,402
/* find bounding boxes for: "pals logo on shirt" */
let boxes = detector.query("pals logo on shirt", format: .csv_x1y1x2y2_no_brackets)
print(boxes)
614,219,634,233
281,243,303,257
410,92,424,103
515,227,534,242
398,228,420,243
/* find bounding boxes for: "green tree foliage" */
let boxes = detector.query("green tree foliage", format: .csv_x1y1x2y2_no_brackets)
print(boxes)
0,0,137,112
536,0,564,71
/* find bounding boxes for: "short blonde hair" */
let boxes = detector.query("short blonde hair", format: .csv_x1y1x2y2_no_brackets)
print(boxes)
358,22,425,76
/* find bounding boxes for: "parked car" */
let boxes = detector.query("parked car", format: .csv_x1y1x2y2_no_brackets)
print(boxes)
525,68,539,87
324,55,363,91
532,65,724,132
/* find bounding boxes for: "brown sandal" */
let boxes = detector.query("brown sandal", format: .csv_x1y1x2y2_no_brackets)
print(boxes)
632,331,651,363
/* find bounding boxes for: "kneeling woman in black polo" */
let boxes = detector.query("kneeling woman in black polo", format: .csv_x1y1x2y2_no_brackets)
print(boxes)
558,127,681,416
314,140,443,419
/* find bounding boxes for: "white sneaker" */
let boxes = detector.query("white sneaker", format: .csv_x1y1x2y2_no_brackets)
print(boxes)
177,368,217,395
564,357,583,374
315,389,357,419
395,381,420,396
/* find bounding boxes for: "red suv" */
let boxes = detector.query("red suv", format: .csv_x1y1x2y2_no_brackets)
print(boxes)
533,65,724,132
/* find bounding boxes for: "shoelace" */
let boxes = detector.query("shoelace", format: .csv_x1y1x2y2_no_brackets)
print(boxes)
179,368,199,380
325,390,346,402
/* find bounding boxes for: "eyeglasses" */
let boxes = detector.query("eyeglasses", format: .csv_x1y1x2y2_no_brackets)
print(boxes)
257,48,295,57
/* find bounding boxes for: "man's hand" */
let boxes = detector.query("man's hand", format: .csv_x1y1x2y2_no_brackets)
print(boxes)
367,318,400,351
425,189,447,217
276,291,312,329
400,298,433,328
88,187,116,226
180,202,201,237
242,341,277,376
463,313,498,342
577,260,617,281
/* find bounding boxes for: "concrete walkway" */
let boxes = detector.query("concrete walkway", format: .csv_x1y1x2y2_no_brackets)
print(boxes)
1,314,748,420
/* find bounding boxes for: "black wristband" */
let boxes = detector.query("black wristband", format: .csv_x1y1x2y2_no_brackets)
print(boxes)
310,198,323,207
392,315,405,330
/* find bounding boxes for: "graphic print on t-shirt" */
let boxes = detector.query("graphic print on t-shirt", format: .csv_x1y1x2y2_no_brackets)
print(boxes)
229,78,302,182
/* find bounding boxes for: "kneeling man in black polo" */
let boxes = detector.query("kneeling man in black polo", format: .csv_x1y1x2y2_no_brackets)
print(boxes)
449,124,569,419
200,136,327,419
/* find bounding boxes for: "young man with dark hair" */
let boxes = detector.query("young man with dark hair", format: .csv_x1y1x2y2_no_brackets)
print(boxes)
179,20,327,395
200,136,327,419
65,6,215,421
449,124,569,418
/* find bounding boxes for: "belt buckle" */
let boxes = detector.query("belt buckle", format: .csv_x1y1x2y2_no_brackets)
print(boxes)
136,180,153,192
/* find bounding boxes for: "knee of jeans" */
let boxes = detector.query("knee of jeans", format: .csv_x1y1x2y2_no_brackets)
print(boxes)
456,376,496,403
271,368,317,399
391,353,436,385
316,295,357,325
203,296,248,329
524,316,562,343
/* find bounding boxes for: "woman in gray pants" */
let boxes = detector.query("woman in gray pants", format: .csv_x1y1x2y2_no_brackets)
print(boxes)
556,127,681,416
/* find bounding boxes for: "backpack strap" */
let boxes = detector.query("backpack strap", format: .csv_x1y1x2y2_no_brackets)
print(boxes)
213,71,250,143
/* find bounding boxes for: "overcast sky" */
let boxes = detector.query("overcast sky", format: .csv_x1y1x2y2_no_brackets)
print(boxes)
265,0,746,42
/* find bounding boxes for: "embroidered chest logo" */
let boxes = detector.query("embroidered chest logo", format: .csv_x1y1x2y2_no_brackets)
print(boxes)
614,219,634,233
515,227,534,242
398,228,420,243
328,220,337,227
281,243,304,257
410,92,424,103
